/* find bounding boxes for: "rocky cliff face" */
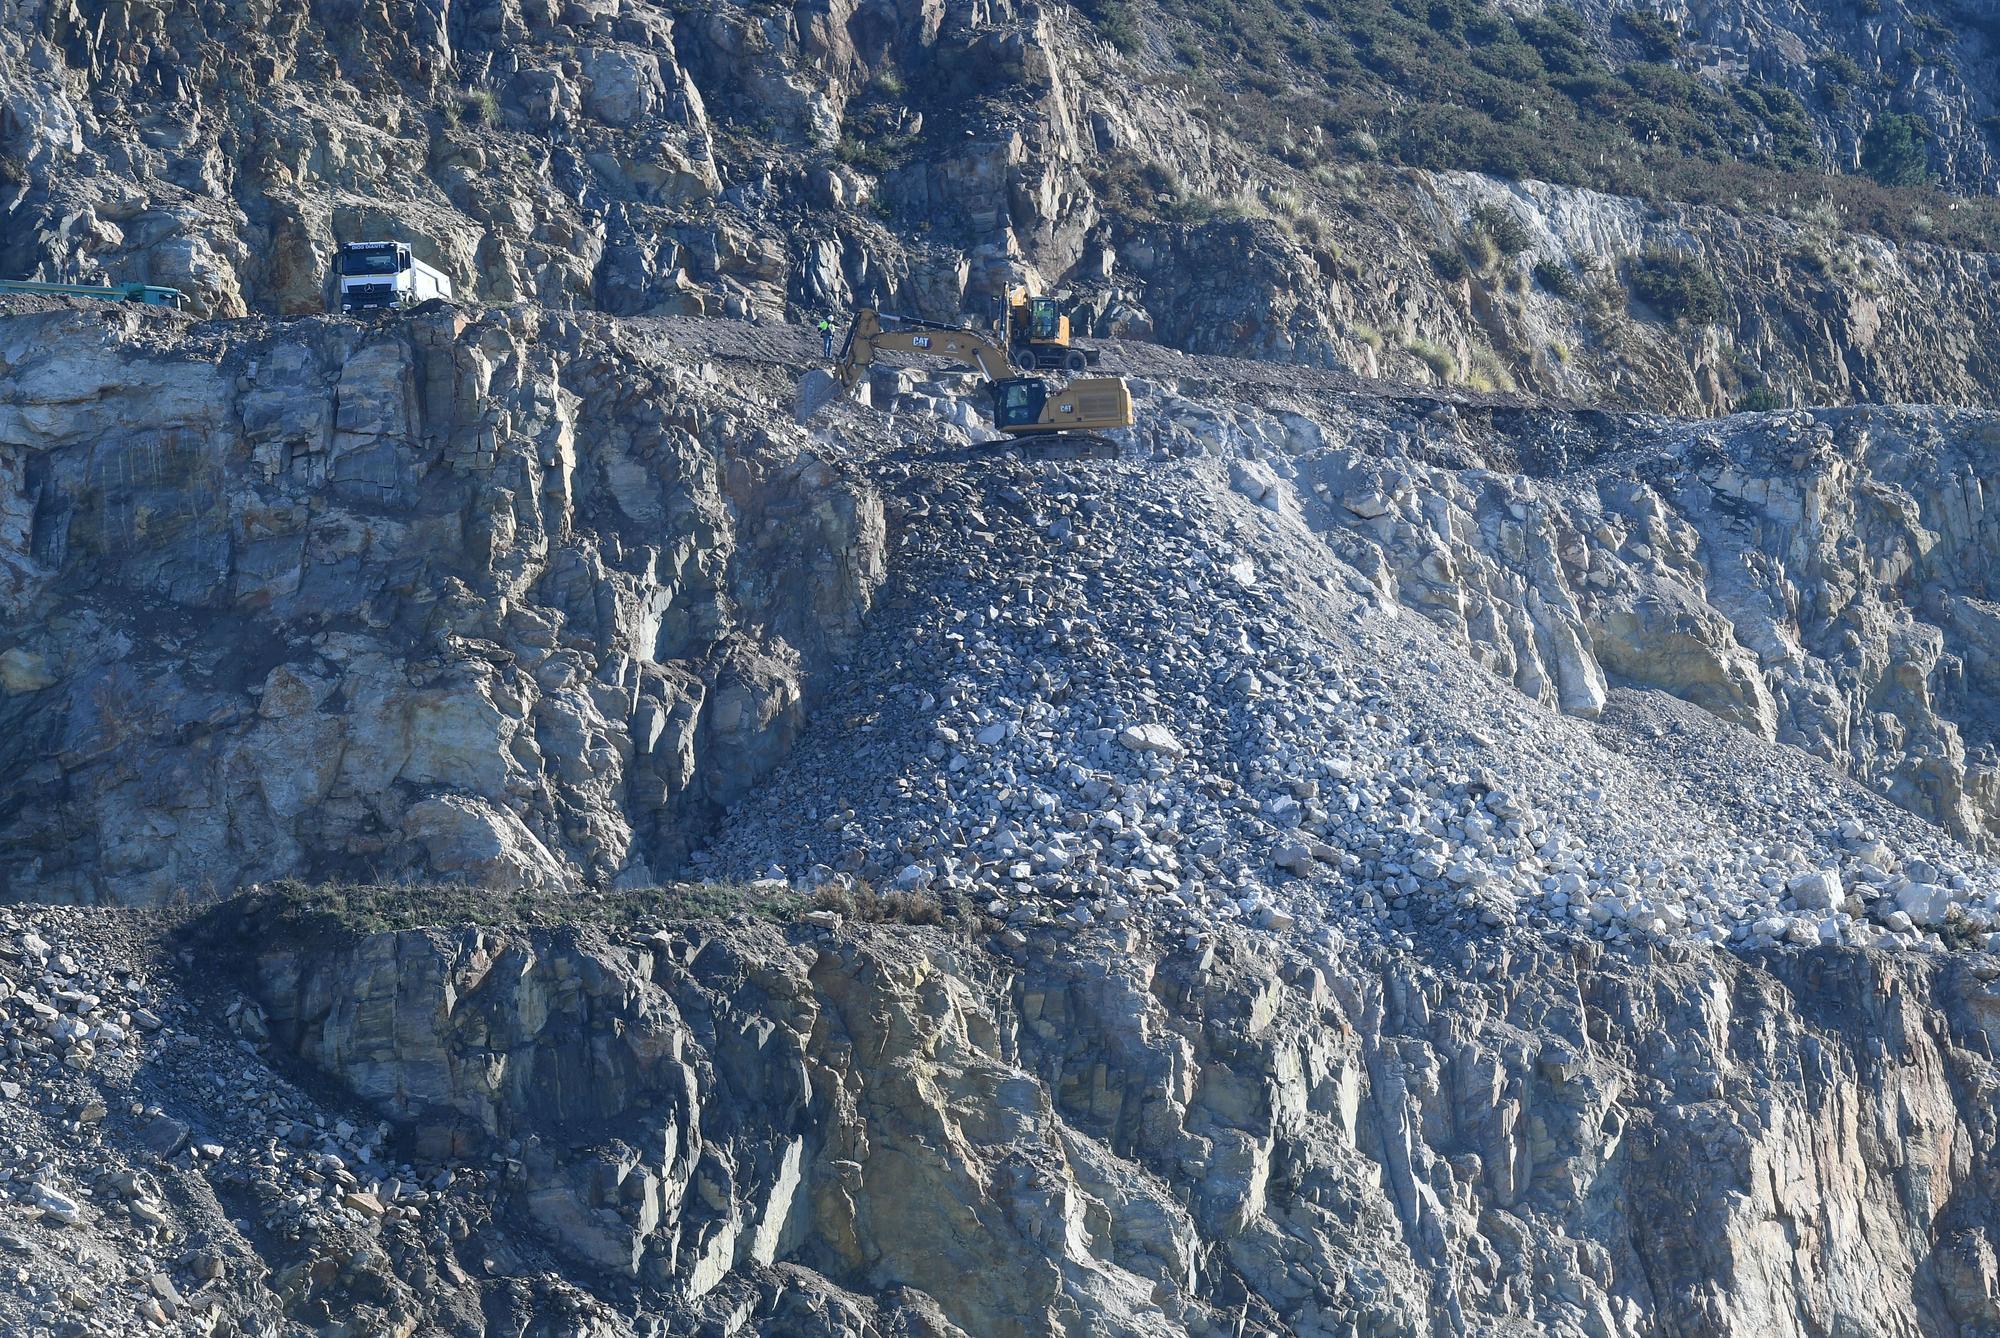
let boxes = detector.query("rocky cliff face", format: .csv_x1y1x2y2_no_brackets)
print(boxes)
0,269,1998,1338
1563,0,2000,191
8,885,2000,1337
41,904,1989,1338
5,0,2000,413
7,305,2000,909
29,302,2000,1332
5,0,2000,1332
0,303,884,903
1226,398,2000,852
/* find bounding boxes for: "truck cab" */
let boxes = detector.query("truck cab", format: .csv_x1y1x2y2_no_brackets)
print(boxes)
335,242,453,313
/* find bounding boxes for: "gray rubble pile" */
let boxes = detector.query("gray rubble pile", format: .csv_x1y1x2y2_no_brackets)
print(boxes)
0,904,588,1335
6,307,1995,955
710,399,1999,957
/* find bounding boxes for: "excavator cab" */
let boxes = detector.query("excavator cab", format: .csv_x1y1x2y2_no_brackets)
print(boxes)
991,377,1050,431
990,375,1134,437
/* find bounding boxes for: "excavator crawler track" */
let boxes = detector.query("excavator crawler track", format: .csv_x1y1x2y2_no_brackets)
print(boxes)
1004,433,1124,460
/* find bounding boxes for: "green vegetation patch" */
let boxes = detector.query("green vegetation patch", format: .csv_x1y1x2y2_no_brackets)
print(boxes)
1428,246,1469,282
834,72,923,174
459,86,501,127
835,134,920,174
1532,257,1585,300
1403,334,1458,380
1079,0,2000,250
1617,6,1684,58
1140,0,1822,179
1469,202,1533,259
1627,246,1727,323
1077,0,1145,52
1861,113,1932,188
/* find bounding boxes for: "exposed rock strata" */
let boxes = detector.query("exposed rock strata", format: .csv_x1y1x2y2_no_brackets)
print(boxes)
6,307,1999,912
0,305,885,902
245,914,2000,1337
1248,401,2000,851
5,0,2000,413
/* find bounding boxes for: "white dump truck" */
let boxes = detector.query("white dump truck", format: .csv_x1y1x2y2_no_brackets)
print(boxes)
333,241,453,313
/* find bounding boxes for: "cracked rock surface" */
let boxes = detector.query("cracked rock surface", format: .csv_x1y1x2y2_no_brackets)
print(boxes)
0,304,884,903
3,304,2000,1336
5,899,2000,1337
7,0,2000,415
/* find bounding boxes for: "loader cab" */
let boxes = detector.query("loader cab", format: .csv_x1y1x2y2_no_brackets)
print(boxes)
992,377,1049,431
1024,297,1062,342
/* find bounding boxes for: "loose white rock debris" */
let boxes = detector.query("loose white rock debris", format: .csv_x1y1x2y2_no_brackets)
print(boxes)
707,439,1999,958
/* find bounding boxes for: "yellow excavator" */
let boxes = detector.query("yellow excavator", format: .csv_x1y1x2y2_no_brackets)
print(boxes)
830,307,1133,440
1004,284,1100,373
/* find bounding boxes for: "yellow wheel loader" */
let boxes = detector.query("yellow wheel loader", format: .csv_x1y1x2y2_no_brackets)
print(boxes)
829,308,1134,440
1003,285,1099,374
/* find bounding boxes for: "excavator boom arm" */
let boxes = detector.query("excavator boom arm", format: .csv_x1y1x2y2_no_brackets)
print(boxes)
834,309,1011,387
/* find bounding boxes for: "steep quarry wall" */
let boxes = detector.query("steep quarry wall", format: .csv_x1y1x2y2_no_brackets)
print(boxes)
1324,173,2000,415
0,305,884,903
6,0,2000,414
243,914,2000,1337
3,0,2000,1331
7,307,1999,904
0,268,1996,1338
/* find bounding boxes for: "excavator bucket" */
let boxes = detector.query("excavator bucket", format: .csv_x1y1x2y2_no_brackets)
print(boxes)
794,367,846,423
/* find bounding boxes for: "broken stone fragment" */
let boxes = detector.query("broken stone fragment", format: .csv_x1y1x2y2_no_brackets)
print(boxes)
1786,869,1841,911
1117,723,1186,759
1272,842,1315,877
30,1183,82,1225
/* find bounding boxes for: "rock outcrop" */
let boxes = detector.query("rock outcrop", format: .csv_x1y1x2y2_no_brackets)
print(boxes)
1237,400,2000,852
5,0,2000,413
0,305,884,902
242,911,2000,1337
6,0,2000,1332
8,304,1999,911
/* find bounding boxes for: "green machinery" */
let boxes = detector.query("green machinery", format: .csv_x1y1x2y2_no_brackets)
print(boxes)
0,279,185,309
